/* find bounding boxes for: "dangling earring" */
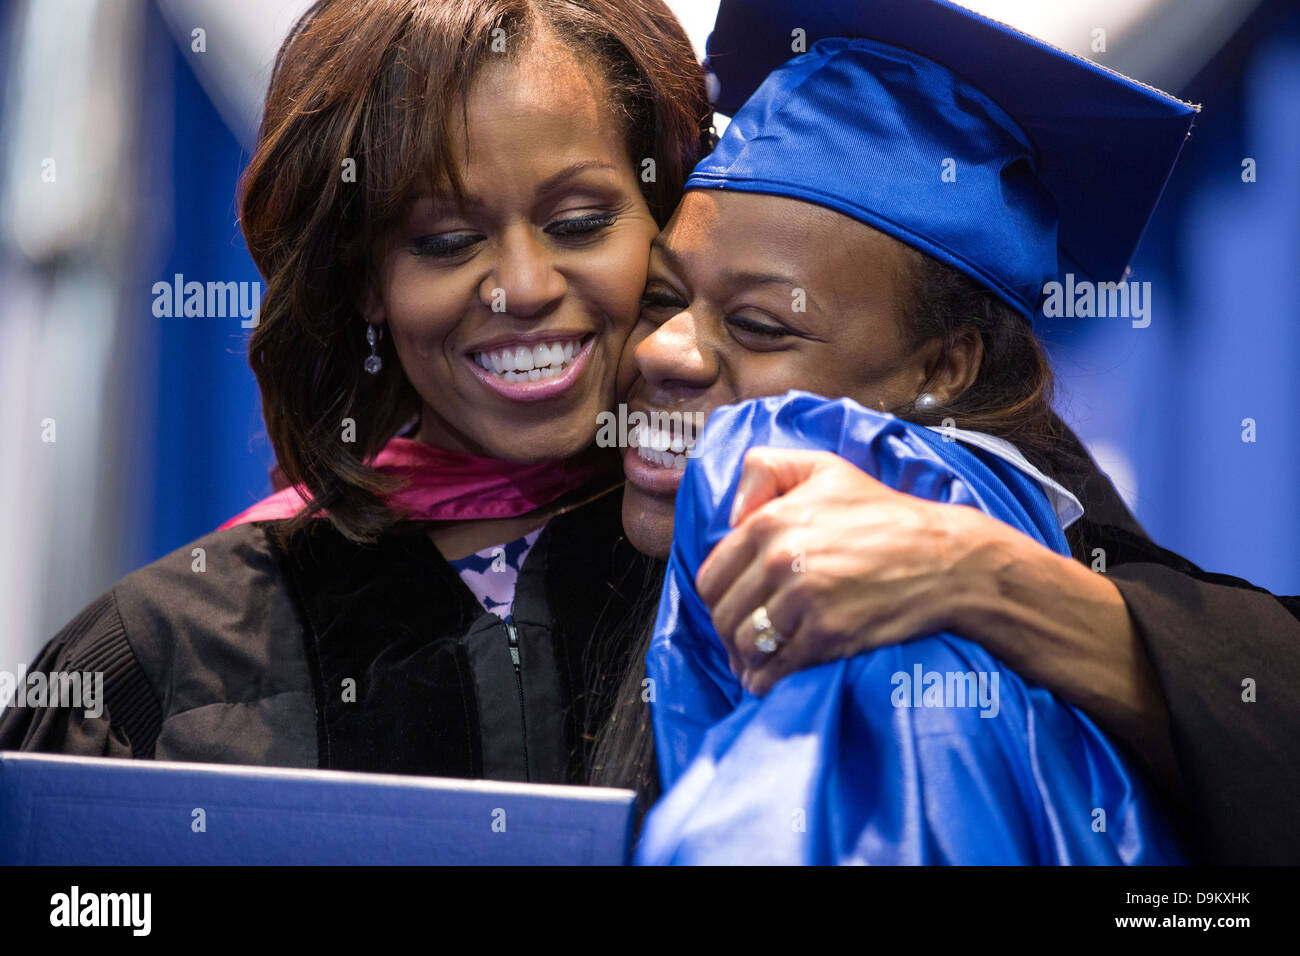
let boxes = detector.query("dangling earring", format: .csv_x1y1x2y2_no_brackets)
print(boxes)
364,324,383,374
913,392,939,410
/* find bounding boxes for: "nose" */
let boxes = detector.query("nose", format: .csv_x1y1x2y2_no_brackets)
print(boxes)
635,308,716,392
483,227,566,318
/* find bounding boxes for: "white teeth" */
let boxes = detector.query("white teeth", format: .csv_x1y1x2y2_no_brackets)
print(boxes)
635,423,673,452
634,422,697,465
472,339,584,384
636,444,689,471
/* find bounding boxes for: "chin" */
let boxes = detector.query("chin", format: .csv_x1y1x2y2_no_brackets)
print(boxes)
474,415,597,464
621,486,675,558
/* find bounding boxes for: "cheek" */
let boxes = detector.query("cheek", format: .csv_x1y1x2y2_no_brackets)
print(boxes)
577,228,653,337
724,350,809,404
380,261,474,359
615,320,652,398
734,336,906,406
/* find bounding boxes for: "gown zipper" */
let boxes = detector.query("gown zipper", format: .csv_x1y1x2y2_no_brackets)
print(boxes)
505,618,530,778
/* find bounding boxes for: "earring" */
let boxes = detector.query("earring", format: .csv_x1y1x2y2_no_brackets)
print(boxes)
914,392,939,410
364,324,383,375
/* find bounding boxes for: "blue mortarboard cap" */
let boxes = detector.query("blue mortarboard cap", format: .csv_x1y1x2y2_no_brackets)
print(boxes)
690,0,1200,319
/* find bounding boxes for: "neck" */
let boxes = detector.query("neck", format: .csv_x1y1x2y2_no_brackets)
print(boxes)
425,506,557,561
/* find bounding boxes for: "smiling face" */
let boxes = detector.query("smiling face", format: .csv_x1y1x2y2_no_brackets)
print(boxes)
620,189,955,557
367,31,659,462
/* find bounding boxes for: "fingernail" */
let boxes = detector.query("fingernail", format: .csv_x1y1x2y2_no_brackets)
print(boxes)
729,490,745,527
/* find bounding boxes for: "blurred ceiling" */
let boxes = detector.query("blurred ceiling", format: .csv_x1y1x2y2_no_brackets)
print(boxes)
156,0,1266,148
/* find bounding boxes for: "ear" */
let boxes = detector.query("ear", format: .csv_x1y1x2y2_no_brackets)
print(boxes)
362,283,385,326
357,254,390,325
913,329,983,404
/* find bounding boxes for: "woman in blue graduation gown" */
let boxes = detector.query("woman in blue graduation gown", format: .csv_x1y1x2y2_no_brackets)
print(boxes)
612,1,1194,864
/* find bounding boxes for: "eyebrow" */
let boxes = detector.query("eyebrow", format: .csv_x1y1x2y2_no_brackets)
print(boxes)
426,161,620,211
535,160,618,196
652,237,804,290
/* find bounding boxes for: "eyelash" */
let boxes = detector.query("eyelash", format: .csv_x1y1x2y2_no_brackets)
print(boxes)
639,290,684,312
727,315,788,339
639,291,790,340
410,234,479,257
546,212,616,237
409,213,617,258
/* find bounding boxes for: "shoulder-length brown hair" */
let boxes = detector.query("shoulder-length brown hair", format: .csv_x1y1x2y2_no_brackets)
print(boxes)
240,0,712,543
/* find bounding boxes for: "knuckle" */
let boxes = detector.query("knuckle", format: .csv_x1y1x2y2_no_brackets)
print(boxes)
761,546,792,583
748,510,783,537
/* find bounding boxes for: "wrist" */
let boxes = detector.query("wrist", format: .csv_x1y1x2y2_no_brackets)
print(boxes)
947,523,1181,791
937,512,1040,655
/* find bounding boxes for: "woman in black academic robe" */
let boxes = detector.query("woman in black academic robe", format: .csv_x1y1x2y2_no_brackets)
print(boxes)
1,0,711,786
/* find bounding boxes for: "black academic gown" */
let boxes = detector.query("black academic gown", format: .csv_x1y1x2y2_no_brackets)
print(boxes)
0,482,650,786
1056,418,1300,865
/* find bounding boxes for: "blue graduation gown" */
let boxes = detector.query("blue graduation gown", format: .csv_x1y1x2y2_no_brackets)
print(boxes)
636,392,1185,864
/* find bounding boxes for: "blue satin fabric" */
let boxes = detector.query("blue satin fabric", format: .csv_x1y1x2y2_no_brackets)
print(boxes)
636,392,1185,865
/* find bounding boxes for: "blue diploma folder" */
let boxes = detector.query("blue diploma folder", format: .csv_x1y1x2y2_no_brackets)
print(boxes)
0,752,636,865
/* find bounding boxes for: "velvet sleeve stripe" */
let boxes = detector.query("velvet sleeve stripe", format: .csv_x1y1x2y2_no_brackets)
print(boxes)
59,592,163,759
0,590,161,759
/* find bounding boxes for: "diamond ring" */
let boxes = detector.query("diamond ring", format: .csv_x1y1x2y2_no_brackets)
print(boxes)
750,605,787,654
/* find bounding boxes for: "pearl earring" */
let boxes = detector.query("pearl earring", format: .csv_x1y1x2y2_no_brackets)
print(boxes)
914,392,939,410
364,324,383,375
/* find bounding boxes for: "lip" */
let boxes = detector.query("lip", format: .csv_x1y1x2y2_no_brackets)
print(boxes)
465,334,595,403
621,399,710,498
466,330,592,354
622,443,685,497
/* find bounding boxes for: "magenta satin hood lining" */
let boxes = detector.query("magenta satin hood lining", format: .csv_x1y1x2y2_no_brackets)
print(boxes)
218,438,609,529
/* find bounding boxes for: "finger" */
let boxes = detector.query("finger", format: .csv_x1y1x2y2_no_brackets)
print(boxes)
742,623,826,697
711,551,778,658
729,447,842,527
741,584,849,695
705,451,897,602
697,520,762,608
730,590,800,672
727,649,742,679
743,575,919,695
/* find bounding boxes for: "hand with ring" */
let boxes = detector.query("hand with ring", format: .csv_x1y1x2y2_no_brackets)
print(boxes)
696,446,977,695
693,446,1177,798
